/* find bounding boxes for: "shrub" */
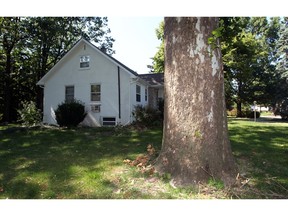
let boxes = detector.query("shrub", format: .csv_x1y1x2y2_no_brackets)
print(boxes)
55,99,86,127
17,101,42,126
247,111,260,119
132,105,162,127
227,108,237,117
274,98,288,120
236,110,261,118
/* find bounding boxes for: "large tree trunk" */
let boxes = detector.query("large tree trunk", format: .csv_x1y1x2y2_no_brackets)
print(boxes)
236,101,242,117
155,17,238,187
236,81,243,117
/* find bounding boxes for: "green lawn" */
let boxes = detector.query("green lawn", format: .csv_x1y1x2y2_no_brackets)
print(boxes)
0,118,288,199
228,118,288,198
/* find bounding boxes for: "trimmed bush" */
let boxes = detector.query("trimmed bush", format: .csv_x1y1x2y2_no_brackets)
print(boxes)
55,99,86,127
17,101,42,126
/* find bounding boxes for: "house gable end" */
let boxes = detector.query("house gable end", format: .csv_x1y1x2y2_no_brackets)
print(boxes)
37,38,139,85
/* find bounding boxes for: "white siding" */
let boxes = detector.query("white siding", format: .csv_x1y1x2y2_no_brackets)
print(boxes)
42,41,136,126
129,81,149,122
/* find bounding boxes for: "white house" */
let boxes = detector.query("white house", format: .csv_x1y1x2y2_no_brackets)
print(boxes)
37,38,164,127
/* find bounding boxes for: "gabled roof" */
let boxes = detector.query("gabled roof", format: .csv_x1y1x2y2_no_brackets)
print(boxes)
139,73,164,87
84,39,139,77
37,38,139,85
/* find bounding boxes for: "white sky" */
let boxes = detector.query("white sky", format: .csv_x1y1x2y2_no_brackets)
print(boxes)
108,17,163,74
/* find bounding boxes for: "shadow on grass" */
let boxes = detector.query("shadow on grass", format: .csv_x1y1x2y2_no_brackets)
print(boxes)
0,126,163,199
228,120,288,198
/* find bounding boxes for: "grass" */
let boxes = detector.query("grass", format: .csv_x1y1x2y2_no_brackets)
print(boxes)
228,118,288,198
0,118,288,199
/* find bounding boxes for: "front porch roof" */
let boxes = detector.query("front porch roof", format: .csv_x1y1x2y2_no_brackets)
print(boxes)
138,73,164,87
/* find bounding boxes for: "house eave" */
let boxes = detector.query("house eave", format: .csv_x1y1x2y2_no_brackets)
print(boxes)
148,84,163,88
36,38,140,85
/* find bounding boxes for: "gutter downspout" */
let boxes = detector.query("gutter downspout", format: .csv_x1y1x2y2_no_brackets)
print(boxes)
118,66,121,120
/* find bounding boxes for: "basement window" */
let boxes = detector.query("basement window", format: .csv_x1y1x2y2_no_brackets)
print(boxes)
102,117,116,126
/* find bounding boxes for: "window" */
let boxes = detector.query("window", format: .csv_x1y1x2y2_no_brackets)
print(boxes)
65,86,74,102
80,55,90,68
136,85,141,102
102,117,116,126
91,104,101,113
91,84,101,102
145,88,148,101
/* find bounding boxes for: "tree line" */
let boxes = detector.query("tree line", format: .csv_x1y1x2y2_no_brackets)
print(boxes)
150,17,288,117
0,17,115,123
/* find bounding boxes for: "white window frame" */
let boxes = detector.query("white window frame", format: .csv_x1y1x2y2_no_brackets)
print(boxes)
65,85,74,102
91,84,101,102
136,85,141,102
80,55,90,69
102,117,116,126
91,104,101,113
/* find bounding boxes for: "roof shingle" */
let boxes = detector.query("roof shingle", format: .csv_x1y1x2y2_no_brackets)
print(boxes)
139,73,164,86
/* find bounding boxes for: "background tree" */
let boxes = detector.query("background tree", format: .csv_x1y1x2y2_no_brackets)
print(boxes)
273,17,288,118
148,20,164,73
222,18,262,116
155,17,238,186
221,17,281,116
0,17,28,122
276,17,288,78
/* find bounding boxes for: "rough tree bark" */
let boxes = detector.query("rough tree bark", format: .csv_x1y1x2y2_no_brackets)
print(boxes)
155,17,238,186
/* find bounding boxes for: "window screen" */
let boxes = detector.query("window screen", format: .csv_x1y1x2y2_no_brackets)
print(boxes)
65,86,74,102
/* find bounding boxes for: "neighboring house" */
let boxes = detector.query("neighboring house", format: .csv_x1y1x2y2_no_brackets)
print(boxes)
37,38,164,127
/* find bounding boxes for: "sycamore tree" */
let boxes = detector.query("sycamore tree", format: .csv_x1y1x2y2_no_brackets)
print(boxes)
155,17,238,186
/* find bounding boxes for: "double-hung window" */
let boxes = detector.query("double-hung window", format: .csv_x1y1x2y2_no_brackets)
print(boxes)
91,84,101,102
136,85,141,102
65,86,74,102
80,55,90,68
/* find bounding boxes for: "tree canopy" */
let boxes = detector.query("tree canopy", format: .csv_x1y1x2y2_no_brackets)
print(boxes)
220,17,281,115
148,20,164,73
